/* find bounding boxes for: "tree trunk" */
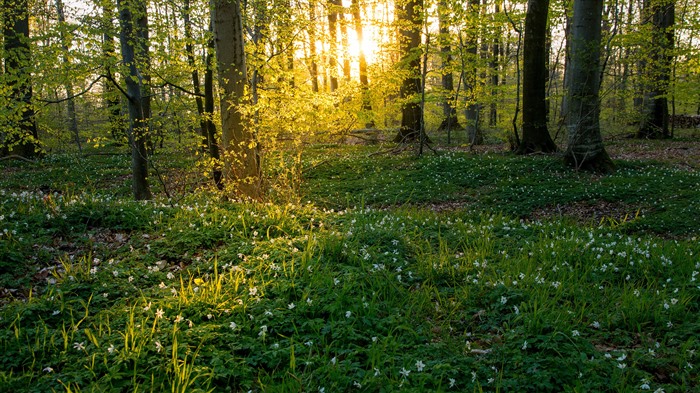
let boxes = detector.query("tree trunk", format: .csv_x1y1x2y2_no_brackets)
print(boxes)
351,0,373,127
464,0,482,145
212,0,262,199
518,0,557,154
489,1,501,128
1,0,41,158
327,0,341,92
182,0,208,151
118,0,152,200
308,0,320,92
55,0,81,153
637,0,674,139
565,0,614,173
339,9,351,81
436,0,460,132
393,0,426,144
100,2,125,142
204,31,223,190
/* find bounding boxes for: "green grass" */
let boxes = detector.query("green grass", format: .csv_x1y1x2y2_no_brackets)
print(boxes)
0,146,698,392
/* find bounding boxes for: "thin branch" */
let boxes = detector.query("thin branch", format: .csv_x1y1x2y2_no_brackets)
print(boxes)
149,67,205,97
102,72,133,102
38,75,106,104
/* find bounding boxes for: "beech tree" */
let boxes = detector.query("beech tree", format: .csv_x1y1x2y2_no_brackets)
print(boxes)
118,0,152,200
394,0,426,143
212,0,262,199
463,0,482,145
437,0,459,132
352,0,373,127
518,0,557,154
564,0,614,172
54,0,81,152
1,0,40,158
637,0,675,139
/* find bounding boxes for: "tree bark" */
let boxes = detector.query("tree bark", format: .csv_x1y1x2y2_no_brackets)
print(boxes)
565,0,614,173
351,0,373,127
518,0,557,154
1,0,41,158
464,0,482,145
118,0,152,200
212,0,262,199
204,31,223,189
339,8,351,81
393,0,427,144
182,0,208,151
637,0,674,139
489,1,501,128
308,0,320,92
55,0,81,153
100,1,125,142
327,0,341,92
436,0,460,132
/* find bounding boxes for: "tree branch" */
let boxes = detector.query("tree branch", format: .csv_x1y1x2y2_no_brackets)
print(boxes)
38,75,106,104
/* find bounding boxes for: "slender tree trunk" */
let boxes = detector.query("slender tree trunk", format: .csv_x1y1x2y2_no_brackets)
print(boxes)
437,0,460,132
182,0,208,151
1,0,40,158
637,0,674,139
339,9,351,81
464,0,482,145
351,0,373,127
100,1,124,142
55,0,81,152
204,32,223,190
518,0,557,154
559,8,571,125
393,0,426,143
565,0,614,173
212,0,262,199
327,0,341,91
308,0,320,92
118,0,152,200
489,1,501,128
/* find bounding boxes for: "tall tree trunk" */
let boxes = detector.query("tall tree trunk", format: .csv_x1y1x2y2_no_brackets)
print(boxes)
437,0,460,132
489,1,501,128
559,8,571,126
393,0,426,143
339,9,351,81
1,0,40,158
100,1,124,142
464,0,482,145
118,0,152,200
204,32,223,190
55,0,81,153
565,0,614,173
308,0,320,92
351,0,373,127
212,0,262,199
518,0,557,154
182,0,208,151
327,0,341,92
637,0,674,139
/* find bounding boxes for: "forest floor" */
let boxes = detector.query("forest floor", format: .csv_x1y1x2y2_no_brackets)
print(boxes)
0,134,698,392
